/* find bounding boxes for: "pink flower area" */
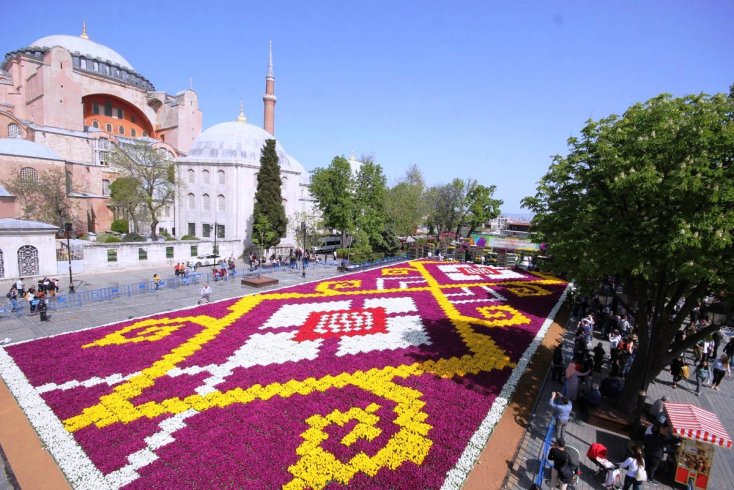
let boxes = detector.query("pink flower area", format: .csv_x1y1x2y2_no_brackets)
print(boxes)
2,260,567,489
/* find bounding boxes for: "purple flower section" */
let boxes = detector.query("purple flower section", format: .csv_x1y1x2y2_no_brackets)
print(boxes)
41,384,115,421
130,387,396,489
131,371,210,406
75,416,164,474
6,314,215,387
1,260,567,488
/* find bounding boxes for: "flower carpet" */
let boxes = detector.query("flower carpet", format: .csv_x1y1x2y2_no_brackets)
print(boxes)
0,260,568,489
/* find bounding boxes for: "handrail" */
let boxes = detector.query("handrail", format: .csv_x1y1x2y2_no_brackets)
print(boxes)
535,418,556,486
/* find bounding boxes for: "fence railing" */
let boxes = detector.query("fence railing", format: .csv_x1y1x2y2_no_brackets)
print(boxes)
535,418,556,487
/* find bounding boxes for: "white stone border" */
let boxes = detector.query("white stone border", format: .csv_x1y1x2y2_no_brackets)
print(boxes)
0,348,110,489
441,281,571,489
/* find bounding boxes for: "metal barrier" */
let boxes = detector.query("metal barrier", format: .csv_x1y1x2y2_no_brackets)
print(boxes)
535,418,557,487
24,256,407,315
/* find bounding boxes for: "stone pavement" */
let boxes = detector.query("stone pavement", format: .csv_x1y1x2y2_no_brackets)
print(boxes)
0,260,342,345
503,315,734,489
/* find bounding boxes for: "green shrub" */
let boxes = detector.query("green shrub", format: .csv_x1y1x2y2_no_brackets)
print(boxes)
165,235,177,241
123,232,145,242
99,236,121,243
181,235,199,240
111,219,129,234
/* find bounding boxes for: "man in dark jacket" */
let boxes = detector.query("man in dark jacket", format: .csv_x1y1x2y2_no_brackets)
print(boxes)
644,427,676,484
548,438,570,490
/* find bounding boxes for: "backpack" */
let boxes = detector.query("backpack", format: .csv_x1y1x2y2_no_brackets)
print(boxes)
559,463,574,483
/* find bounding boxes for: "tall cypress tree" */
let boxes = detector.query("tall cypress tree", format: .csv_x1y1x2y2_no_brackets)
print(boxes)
253,139,287,248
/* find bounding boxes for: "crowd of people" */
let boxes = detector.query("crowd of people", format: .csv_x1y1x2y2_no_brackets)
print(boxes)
545,289,733,489
5,276,59,320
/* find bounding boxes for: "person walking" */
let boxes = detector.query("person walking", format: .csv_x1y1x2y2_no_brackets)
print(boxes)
38,290,49,322
198,283,212,305
694,359,711,395
618,445,645,490
593,342,606,373
7,285,20,312
670,354,685,389
15,277,25,297
710,355,729,391
550,391,572,442
153,274,161,291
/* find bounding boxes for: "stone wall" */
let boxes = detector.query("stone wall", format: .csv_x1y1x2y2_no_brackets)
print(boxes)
76,239,243,274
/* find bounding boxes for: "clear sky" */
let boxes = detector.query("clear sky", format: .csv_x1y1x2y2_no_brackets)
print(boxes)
3,1,733,213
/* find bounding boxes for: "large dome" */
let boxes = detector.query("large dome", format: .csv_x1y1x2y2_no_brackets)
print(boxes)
29,34,134,70
183,121,305,174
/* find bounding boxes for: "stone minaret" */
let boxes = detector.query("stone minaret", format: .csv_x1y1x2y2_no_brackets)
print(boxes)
263,41,276,135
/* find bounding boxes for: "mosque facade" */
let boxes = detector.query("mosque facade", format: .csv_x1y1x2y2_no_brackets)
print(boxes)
0,25,313,249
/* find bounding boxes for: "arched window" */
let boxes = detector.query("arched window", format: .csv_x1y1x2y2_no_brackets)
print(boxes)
0,248,4,278
217,170,225,185
202,170,210,184
202,193,210,210
20,167,38,186
8,123,20,138
17,245,39,276
217,194,225,212
118,126,125,135
187,193,195,209
105,123,112,132
187,169,195,184
92,120,99,129
130,128,136,137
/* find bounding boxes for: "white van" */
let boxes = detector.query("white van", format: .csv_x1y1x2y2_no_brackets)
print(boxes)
314,236,343,253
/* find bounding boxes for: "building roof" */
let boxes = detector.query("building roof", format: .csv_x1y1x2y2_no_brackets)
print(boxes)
0,218,59,232
0,138,62,160
181,120,306,177
28,34,134,70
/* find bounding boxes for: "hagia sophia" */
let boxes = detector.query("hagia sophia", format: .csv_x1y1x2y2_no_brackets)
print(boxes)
0,24,314,248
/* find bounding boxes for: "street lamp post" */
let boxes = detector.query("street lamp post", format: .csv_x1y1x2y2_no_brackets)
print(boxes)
301,221,307,278
65,222,75,293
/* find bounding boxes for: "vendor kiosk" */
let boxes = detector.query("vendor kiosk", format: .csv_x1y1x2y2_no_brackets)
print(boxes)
665,402,732,489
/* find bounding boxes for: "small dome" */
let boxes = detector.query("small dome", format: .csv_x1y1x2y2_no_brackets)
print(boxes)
29,34,134,70
183,121,305,174
0,138,61,160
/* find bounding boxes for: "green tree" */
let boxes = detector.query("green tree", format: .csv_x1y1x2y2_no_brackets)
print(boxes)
352,155,389,251
252,139,287,248
463,183,503,237
425,180,464,237
522,92,734,414
386,164,426,236
4,167,79,228
108,142,177,240
289,210,325,250
109,176,145,232
252,213,277,252
310,156,354,247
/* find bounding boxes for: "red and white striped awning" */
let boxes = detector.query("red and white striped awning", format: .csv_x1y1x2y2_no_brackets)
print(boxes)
665,402,732,449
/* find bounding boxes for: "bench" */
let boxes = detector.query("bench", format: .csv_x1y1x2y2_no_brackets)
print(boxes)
587,406,635,432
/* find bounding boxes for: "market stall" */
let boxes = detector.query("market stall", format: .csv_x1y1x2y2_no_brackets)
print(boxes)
665,402,732,489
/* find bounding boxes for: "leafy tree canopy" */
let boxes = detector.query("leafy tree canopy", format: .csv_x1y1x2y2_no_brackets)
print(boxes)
310,156,354,246
352,156,389,251
386,164,427,236
522,91,734,411
4,167,79,229
109,142,177,240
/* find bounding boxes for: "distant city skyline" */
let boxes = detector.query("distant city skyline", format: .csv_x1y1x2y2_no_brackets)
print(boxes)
2,1,732,213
